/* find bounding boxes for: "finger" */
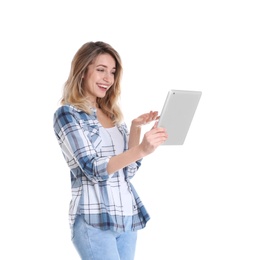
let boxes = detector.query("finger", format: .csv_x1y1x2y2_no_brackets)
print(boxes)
151,121,159,129
147,111,158,122
151,126,167,134
151,131,168,144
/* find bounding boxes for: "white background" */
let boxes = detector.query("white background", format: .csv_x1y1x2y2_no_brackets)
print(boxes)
1,0,252,259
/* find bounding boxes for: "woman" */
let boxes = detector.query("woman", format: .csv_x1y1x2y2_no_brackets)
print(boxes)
53,41,168,260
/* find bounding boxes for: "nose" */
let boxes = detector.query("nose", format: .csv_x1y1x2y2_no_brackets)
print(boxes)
103,71,114,83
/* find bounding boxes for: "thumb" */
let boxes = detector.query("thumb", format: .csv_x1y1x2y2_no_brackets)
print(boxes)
152,121,158,129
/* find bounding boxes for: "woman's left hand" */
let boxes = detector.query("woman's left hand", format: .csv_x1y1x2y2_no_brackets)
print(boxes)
131,111,159,128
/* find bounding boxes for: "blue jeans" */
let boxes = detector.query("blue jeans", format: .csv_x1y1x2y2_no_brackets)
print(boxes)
72,215,137,260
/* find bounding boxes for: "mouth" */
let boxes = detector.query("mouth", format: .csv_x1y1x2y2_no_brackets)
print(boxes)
97,84,110,91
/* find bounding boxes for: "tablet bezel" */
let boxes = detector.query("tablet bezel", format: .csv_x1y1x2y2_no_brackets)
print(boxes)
157,89,202,145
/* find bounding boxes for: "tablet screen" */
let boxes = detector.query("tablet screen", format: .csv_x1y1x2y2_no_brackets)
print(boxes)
157,90,202,145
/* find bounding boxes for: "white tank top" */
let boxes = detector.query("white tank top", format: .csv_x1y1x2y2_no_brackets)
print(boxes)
100,126,133,216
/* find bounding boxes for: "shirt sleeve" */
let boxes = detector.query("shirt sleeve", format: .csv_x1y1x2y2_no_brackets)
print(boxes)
53,105,110,183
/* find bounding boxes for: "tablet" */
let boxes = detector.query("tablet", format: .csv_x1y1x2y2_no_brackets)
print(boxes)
157,89,202,145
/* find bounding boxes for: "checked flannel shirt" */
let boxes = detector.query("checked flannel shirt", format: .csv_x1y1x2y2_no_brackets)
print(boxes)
53,105,150,232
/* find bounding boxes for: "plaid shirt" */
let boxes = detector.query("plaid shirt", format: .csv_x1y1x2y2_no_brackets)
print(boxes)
53,105,150,232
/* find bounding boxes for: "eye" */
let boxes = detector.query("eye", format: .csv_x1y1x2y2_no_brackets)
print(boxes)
97,68,105,72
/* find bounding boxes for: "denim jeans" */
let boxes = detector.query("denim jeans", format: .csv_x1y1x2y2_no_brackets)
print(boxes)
72,215,137,260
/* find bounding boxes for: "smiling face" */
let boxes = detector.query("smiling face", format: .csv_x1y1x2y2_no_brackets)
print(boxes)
83,53,116,104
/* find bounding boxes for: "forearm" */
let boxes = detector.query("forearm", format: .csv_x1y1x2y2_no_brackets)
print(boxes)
107,115,168,175
107,124,168,174
128,124,141,149
107,145,144,174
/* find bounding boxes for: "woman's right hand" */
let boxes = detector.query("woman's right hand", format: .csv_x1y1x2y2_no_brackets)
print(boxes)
107,121,168,174
139,121,168,156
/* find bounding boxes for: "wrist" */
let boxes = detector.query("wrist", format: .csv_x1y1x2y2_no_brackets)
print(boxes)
131,145,146,159
131,121,141,129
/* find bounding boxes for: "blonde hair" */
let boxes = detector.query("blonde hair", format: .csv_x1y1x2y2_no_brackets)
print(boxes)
61,41,124,124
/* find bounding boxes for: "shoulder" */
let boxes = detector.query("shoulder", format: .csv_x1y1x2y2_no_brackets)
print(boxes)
54,104,79,117
54,105,98,128
54,105,92,120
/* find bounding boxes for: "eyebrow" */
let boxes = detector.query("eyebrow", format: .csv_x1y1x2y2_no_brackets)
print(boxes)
96,64,116,70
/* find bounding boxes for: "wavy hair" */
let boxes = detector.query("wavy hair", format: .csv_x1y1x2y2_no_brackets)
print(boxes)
61,41,123,124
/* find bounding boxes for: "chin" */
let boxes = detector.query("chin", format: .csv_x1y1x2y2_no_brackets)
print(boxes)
98,92,107,98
